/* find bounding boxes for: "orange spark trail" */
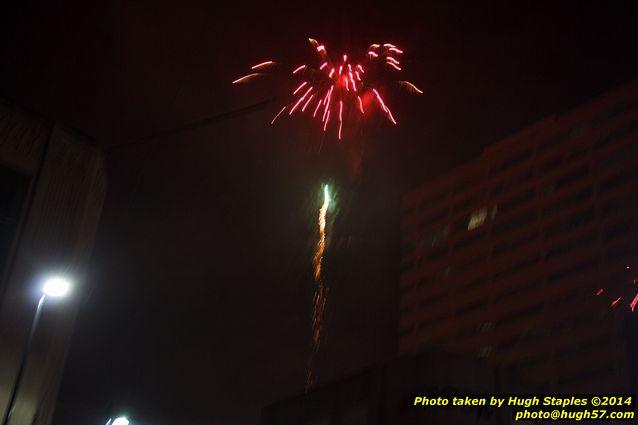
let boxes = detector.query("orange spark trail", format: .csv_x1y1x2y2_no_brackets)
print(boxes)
307,185,330,391
270,106,287,124
251,61,274,70
231,73,263,84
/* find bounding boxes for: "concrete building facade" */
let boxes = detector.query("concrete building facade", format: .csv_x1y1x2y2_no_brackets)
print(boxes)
399,80,638,392
0,100,106,424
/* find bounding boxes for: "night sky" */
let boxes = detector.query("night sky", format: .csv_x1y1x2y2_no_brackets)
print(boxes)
1,1,638,424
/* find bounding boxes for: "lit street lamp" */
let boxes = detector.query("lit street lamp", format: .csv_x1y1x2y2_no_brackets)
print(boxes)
1,277,71,425
108,417,130,425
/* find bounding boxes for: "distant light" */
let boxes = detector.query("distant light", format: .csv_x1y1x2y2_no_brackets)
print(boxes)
112,417,129,425
323,185,330,207
42,277,71,297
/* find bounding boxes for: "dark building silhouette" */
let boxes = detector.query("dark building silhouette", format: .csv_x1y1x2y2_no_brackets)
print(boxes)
0,100,106,425
399,80,638,392
261,350,529,425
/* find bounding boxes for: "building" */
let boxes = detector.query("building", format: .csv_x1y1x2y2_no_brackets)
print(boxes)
0,100,106,424
261,350,530,425
399,80,638,392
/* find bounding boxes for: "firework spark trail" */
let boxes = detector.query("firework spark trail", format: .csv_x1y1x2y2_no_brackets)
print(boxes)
306,185,330,391
232,38,423,140
596,264,638,312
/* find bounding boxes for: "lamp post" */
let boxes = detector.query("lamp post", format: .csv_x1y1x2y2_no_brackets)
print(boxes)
1,277,71,425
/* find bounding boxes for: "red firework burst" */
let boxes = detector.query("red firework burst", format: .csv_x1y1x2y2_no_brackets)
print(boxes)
596,264,638,312
232,38,423,140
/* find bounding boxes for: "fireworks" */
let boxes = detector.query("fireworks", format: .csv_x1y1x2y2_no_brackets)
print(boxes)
233,38,423,140
595,264,638,312
306,184,330,391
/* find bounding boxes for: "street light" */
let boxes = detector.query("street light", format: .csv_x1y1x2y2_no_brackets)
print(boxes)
110,417,130,425
1,276,72,425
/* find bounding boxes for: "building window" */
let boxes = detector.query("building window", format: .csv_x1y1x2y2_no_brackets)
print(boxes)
492,168,533,195
467,208,487,230
420,225,450,247
495,279,540,302
538,130,570,152
456,297,489,316
495,302,543,326
478,321,493,333
595,118,638,149
591,96,638,126
600,165,638,194
543,188,591,216
501,190,533,214
493,210,536,236
493,232,536,256
419,267,452,287
543,208,593,239
478,345,494,358
492,149,532,174
342,403,368,425
419,207,448,229
494,256,539,280
418,290,448,310
546,257,598,284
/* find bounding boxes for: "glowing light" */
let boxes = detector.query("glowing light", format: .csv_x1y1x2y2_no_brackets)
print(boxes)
401,81,424,94
338,101,343,140
631,294,638,312
43,277,71,297
289,86,314,115
301,94,315,112
293,65,307,74
307,184,331,391
373,88,397,124
232,73,262,84
251,61,274,70
293,81,308,95
349,72,357,91
112,418,129,425
233,38,422,140
312,98,323,117
271,107,287,124
611,297,622,308
596,288,604,296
